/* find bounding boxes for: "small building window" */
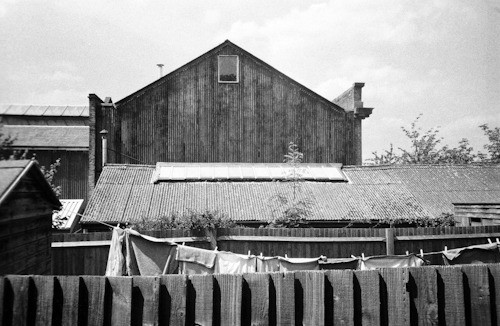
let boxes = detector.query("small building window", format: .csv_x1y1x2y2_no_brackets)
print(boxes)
218,55,239,83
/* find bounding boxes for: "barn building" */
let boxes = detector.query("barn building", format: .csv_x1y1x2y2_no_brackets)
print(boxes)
89,40,373,195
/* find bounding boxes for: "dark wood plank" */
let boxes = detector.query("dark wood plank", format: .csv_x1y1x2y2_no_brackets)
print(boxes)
160,275,187,326
56,276,80,326
488,264,500,326
132,276,160,326
295,271,325,326
5,275,31,326
215,274,242,326
0,277,4,325
408,267,438,325
326,270,354,326
188,275,213,326
354,270,380,326
32,275,54,326
380,268,410,326
435,266,465,325
462,265,491,326
107,276,133,325
270,272,295,325
80,276,106,326
242,273,269,326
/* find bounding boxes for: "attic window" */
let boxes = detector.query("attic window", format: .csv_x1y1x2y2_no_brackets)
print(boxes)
218,55,239,83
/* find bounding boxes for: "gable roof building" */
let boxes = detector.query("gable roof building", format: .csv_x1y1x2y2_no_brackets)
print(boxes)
0,104,89,212
81,163,500,230
89,40,373,196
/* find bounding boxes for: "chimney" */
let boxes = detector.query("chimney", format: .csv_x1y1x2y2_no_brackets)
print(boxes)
157,64,164,78
100,129,108,167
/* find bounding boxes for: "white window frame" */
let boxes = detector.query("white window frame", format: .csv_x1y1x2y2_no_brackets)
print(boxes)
218,55,239,83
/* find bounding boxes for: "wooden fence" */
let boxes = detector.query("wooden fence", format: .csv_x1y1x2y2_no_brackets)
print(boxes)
51,226,500,276
2,264,500,325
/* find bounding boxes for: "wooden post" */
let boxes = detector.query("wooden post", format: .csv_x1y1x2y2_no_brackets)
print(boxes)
385,228,395,255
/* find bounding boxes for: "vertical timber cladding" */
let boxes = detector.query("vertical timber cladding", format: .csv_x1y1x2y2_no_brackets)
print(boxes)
115,42,353,164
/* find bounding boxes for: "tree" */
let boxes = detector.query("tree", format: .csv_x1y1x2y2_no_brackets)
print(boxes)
267,141,312,228
479,124,500,163
370,114,488,165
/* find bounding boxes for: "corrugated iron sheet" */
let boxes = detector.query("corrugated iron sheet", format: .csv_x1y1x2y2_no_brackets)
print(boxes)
53,199,84,229
2,125,88,149
83,164,500,224
0,105,88,117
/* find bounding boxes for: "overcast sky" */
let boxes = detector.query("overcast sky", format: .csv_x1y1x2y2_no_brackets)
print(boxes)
1,0,499,162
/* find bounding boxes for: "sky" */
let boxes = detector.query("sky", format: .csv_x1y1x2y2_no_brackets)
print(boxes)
1,0,499,162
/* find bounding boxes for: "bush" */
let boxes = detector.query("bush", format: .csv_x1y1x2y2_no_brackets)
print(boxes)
134,209,236,232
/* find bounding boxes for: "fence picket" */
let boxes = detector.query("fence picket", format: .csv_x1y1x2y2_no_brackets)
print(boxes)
326,270,354,326
408,267,438,325
107,276,133,325
0,277,4,325
81,276,107,325
488,264,500,326
188,275,213,326
215,274,243,326
270,272,295,325
5,275,31,326
295,271,325,326
462,265,491,325
354,270,380,326
380,268,410,326
435,266,465,325
56,276,80,326
132,276,160,326
160,275,187,326
32,275,54,326
242,273,269,326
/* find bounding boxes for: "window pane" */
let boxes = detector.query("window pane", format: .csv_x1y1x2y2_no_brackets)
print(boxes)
219,56,238,82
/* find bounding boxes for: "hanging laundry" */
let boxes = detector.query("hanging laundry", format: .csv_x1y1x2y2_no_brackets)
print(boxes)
177,245,217,275
105,227,126,276
320,257,359,270
256,256,280,273
278,256,324,272
125,229,178,276
442,243,500,265
105,228,178,276
359,254,426,270
214,251,257,274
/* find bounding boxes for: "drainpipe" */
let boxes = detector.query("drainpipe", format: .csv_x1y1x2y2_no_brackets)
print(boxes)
100,129,108,167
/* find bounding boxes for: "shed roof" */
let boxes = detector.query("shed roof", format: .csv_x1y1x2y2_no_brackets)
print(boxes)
1,125,89,149
82,163,500,225
53,199,84,230
0,160,61,208
0,105,89,117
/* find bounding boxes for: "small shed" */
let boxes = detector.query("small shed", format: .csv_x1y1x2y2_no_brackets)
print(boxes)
0,160,61,274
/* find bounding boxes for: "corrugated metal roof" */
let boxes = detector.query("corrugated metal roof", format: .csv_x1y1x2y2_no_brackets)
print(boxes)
0,160,31,199
344,164,500,216
82,163,500,224
53,199,84,230
152,162,346,182
0,105,88,117
2,125,88,149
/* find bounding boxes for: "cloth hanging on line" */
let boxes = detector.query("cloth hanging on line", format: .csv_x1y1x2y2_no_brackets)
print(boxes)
358,254,426,270
214,251,257,274
256,256,279,272
320,257,360,270
442,243,500,265
105,228,178,276
176,245,217,275
278,256,323,272
105,227,126,276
